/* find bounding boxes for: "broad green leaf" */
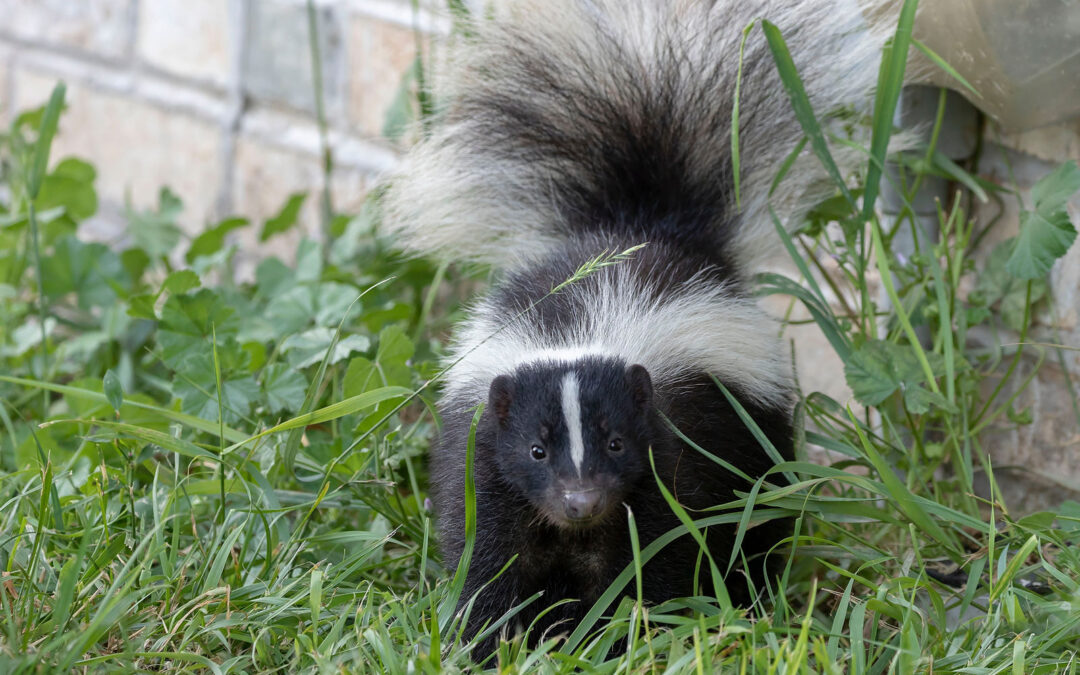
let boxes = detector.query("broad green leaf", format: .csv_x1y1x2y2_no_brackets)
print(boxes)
35,157,98,221
41,237,127,308
295,239,323,281
127,293,158,320
261,363,308,414
264,282,361,334
314,283,363,327
157,288,238,366
103,369,123,414
844,342,897,406
120,247,150,283
343,357,378,399
280,328,370,369
261,192,307,242
173,367,259,425
845,340,950,412
978,239,1047,330
255,257,295,299
162,269,200,295
1006,161,1080,279
902,383,953,415
128,187,183,259
376,325,414,365
186,217,248,263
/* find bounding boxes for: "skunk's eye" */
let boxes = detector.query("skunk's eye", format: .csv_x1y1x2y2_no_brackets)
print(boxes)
608,438,623,453
530,445,547,460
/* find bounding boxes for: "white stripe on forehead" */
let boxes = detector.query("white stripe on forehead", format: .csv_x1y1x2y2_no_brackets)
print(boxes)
561,373,585,476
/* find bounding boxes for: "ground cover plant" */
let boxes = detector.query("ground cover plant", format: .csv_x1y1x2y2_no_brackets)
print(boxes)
3,1,1080,671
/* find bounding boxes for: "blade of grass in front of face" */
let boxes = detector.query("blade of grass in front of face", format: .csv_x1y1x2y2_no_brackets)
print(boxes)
711,375,794,483
658,410,755,484
648,448,729,605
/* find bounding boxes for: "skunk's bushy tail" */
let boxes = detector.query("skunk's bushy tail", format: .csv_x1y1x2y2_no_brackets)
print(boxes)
382,0,894,271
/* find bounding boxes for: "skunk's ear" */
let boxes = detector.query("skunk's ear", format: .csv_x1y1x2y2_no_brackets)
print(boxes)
626,364,653,412
488,375,514,427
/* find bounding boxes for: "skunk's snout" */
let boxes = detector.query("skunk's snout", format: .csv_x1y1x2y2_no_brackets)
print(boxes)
563,490,604,522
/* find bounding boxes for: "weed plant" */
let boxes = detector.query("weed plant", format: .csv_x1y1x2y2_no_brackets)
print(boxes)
2,1,1080,671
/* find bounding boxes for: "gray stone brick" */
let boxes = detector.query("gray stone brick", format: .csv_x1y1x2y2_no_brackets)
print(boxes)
0,0,134,60
137,0,233,87
967,135,1080,510
243,1,343,114
13,68,225,236
347,12,419,137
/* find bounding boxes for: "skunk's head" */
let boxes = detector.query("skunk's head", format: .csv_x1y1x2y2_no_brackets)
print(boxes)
487,357,655,529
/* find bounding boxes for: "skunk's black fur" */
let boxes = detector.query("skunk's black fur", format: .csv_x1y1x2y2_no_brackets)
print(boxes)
381,0,895,653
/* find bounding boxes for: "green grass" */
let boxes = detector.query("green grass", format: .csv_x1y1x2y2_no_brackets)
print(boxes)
3,2,1080,672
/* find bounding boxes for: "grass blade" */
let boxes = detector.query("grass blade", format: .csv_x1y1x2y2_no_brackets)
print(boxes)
862,0,918,221
762,21,854,209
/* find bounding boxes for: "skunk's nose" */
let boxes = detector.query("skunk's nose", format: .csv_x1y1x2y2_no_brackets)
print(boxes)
563,491,604,521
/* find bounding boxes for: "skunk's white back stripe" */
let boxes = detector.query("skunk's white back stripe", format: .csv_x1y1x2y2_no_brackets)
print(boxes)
561,373,585,476
444,266,792,408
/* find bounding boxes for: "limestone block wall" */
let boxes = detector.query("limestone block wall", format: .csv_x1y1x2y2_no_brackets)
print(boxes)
0,0,434,265
968,120,1080,510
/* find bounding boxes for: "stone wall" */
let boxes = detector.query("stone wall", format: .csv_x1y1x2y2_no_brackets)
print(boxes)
0,0,433,267
968,119,1080,511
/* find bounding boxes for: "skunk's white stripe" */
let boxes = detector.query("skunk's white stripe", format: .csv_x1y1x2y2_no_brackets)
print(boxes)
561,373,585,476
444,266,792,408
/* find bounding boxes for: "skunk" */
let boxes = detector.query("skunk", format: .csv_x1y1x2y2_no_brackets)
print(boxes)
383,0,893,650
